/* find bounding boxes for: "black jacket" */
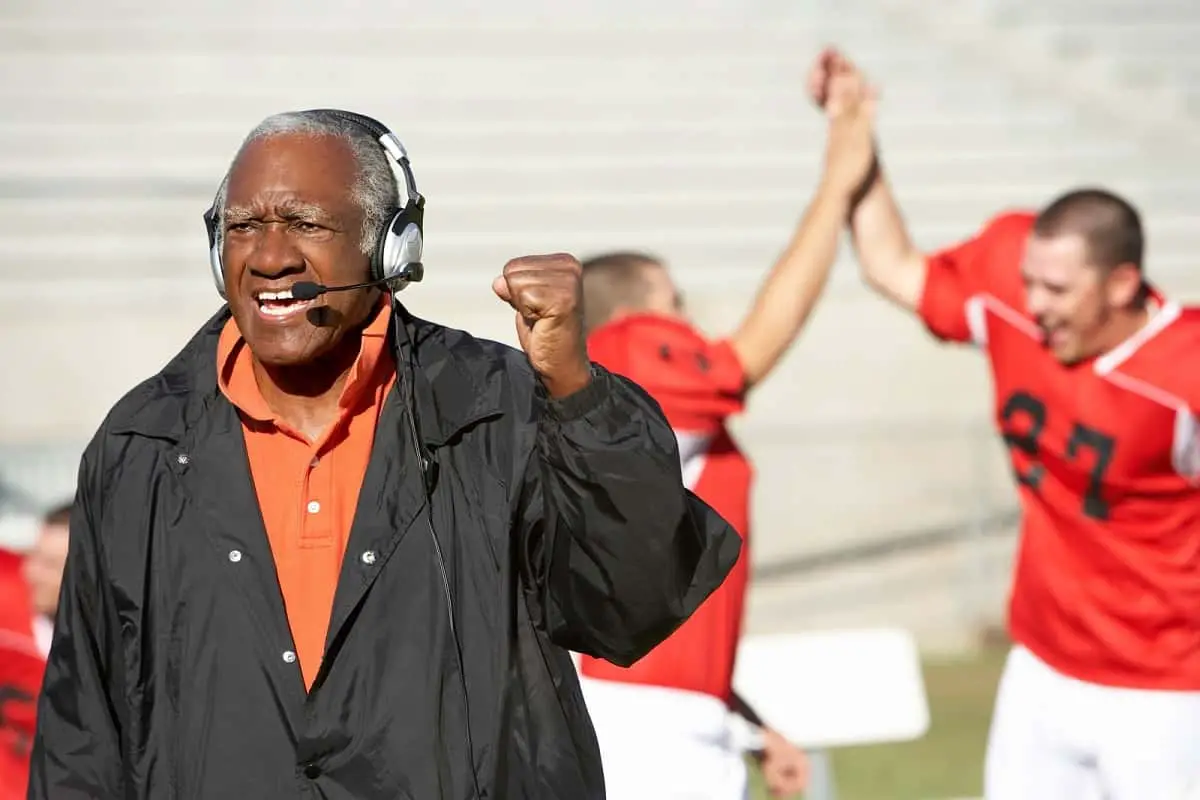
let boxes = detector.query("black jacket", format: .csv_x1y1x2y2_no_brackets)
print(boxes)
28,306,740,800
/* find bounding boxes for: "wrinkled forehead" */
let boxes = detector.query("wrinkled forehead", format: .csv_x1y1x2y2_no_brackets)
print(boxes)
225,133,359,211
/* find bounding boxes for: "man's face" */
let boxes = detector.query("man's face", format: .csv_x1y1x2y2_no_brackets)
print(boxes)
23,522,68,618
1023,233,1132,365
220,133,378,367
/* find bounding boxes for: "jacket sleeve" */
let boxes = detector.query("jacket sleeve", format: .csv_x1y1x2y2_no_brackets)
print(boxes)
28,449,125,799
516,365,742,667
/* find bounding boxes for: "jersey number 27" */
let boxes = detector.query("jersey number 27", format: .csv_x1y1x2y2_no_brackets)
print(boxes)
1000,390,1116,521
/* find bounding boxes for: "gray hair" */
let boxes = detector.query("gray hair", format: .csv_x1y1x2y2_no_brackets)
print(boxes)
211,110,399,255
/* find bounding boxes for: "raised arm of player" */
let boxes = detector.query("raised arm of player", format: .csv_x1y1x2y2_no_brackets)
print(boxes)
728,64,877,389
806,48,927,313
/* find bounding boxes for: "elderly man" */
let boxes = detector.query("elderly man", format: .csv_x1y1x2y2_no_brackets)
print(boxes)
29,109,739,799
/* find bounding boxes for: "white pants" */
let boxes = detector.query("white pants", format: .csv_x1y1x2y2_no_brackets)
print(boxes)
986,645,1200,800
579,676,749,800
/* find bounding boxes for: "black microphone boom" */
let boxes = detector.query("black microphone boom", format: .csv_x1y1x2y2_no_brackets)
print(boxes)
290,282,325,301
292,277,381,301
290,264,424,302
291,281,333,301
291,278,382,301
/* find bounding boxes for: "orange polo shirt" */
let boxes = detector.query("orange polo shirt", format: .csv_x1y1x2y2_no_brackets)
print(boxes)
217,304,396,690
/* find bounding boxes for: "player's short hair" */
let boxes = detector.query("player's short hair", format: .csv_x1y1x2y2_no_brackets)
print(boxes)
1034,188,1144,272
579,251,664,332
42,499,73,528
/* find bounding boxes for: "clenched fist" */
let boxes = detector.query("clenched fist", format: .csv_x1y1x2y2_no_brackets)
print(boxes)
493,253,592,398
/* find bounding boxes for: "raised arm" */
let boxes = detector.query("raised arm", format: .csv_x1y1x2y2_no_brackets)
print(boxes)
808,48,1035,347
491,254,740,667
807,48,927,313
847,167,929,312
729,63,879,388
516,368,741,666
28,447,124,799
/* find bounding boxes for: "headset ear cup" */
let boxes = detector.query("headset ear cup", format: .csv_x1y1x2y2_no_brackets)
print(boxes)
203,206,227,298
396,224,423,280
210,241,226,298
377,207,424,284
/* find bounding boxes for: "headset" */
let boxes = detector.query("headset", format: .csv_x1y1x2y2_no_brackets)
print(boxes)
202,109,426,299
202,110,481,798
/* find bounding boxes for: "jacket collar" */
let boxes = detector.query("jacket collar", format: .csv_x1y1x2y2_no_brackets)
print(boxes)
108,303,506,447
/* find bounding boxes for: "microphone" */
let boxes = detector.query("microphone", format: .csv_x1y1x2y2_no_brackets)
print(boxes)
291,263,424,301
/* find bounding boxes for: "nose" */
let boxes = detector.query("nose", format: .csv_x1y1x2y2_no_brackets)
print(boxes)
1025,285,1050,318
246,223,304,278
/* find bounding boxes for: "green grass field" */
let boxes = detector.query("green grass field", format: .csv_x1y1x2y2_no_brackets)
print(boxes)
746,644,1008,800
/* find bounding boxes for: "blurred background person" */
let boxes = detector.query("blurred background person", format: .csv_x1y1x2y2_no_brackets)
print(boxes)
578,66,877,800
0,501,69,800
820,45,1200,800
21,503,70,659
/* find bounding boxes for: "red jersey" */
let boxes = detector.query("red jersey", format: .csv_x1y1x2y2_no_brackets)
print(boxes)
920,211,1200,690
0,549,41,800
580,314,751,701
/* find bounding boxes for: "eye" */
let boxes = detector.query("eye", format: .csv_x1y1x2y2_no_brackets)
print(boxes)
226,222,255,235
290,221,336,242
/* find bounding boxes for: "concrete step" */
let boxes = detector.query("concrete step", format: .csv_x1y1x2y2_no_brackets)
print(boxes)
0,49,971,88
5,163,1193,204
0,143,1147,185
3,189,1198,245
992,0,1200,27
0,99,1059,136
1001,21,1200,58
1104,53,1200,80
0,114,1110,163
0,14,873,40
1,77,1032,124
0,18,885,53
1055,23,1200,56
0,109,1077,142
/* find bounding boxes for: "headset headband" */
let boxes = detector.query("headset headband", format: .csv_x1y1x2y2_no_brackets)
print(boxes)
306,109,422,210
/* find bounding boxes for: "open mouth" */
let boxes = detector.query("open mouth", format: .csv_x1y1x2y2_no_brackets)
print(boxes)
1040,325,1068,349
254,289,314,319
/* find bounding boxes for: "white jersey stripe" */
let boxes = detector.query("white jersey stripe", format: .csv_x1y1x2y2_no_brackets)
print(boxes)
676,430,714,492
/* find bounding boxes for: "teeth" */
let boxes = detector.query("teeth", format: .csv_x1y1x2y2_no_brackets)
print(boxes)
256,289,312,319
261,303,306,317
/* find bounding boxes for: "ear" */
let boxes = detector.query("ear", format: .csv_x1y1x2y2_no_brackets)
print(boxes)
1105,263,1144,308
